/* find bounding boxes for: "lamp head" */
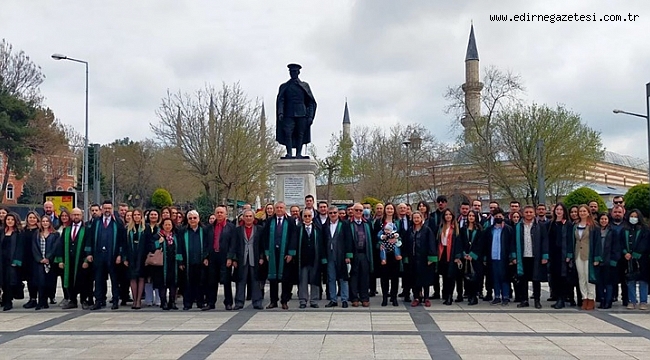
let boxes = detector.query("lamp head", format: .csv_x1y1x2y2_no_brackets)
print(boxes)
51,53,67,60
613,109,622,114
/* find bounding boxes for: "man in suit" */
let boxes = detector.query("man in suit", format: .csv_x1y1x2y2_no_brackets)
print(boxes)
315,201,329,229
88,200,126,310
275,63,317,159
262,202,297,310
231,209,264,310
204,205,236,311
44,201,61,230
513,206,549,309
296,209,326,308
57,208,92,309
396,203,413,302
324,205,352,308
348,203,374,307
481,208,516,306
177,210,210,310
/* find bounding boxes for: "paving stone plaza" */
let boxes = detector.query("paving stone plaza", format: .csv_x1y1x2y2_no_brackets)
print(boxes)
1,284,650,359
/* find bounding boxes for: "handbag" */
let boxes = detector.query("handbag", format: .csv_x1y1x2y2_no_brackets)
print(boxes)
145,249,164,267
625,258,641,282
464,260,477,282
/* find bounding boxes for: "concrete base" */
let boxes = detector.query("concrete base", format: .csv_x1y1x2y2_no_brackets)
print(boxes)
273,158,318,206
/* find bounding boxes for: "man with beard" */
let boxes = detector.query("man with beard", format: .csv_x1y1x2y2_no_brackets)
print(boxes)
610,205,628,305
57,208,93,309
44,201,61,230
88,200,126,310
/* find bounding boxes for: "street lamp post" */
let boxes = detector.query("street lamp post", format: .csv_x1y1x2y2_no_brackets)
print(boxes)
52,53,89,217
112,158,125,205
613,81,650,210
402,140,411,204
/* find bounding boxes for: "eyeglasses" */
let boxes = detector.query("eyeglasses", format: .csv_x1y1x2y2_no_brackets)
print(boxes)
303,215,313,218
354,209,363,212
188,217,198,220
328,212,338,214
613,201,623,205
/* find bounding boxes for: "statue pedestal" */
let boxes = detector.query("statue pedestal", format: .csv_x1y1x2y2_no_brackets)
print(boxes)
273,159,318,206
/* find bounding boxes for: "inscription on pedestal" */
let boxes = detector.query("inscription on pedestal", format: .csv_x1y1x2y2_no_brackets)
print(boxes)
283,177,305,205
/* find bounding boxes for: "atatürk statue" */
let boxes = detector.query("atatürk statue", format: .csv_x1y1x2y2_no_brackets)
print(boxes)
276,63,317,159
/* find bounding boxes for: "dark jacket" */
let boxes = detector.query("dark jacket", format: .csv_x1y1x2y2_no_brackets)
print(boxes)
619,225,649,282
297,223,326,285
322,219,353,281
479,224,516,276
408,225,437,287
31,232,60,287
0,230,23,287
230,225,265,281
86,217,126,261
513,221,549,282
261,216,298,282
547,220,573,278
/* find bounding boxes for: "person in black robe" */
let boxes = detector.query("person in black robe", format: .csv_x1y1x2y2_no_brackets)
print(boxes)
512,206,549,309
204,205,236,311
548,203,573,309
142,210,160,308
0,213,23,311
438,209,460,306
21,211,40,309
32,216,60,310
296,209,326,308
231,210,265,310
348,203,374,307
479,208,516,305
87,200,126,310
459,211,483,305
324,205,352,308
177,210,210,310
408,212,437,306
57,208,92,309
593,213,621,309
150,218,180,310
124,209,147,309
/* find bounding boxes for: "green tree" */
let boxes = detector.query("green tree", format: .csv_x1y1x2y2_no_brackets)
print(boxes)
0,90,35,202
624,184,650,217
563,187,607,212
497,103,604,204
151,188,173,208
361,196,381,209
18,169,48,204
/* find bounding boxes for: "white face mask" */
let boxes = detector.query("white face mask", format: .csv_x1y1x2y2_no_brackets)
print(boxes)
629,217,639,225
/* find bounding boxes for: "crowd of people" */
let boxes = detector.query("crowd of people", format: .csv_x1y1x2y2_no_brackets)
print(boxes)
0,193,647,313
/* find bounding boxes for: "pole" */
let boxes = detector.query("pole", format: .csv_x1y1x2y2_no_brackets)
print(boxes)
646,83,650,213
111,160,116,205
406,145,410,204
537,140,546,205
94,143,100,204
83,62,89,217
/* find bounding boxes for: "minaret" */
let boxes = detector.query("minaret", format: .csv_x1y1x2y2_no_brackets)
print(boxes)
260,101,267,148
342,100,351,140
460,23,483,137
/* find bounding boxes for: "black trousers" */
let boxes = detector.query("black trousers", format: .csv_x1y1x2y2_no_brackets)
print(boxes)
516,257,541,302
350,252,370,302
455,272,464,299
116,263,131,301
183,264,206,308
67,267,93,305
380,276,399,299
206,251,233,307
401,263,413,298
269,279,292,304
439,260,456,298
93,258,119,305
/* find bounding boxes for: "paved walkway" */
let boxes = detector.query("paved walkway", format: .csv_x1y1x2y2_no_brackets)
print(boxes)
1,285,650,359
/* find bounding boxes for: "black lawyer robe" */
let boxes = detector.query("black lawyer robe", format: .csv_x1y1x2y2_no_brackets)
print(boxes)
31,232,60,288
297,224,327,286
0,230,23,288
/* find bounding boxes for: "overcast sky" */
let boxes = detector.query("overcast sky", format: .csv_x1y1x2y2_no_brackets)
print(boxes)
2,0,649,161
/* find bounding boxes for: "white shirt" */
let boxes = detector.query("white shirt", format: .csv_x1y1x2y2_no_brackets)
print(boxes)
329,221,338,237
319,215,328,225
305,224,312,236
442,227,450,246
523,222,533,257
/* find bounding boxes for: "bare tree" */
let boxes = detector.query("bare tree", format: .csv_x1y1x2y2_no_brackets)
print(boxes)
445,66,525,200
0,39,45,104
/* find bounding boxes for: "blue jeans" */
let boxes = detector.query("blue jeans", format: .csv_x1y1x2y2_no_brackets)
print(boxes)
380,246,401,262
327,260,349,302
627,281,648,304
491,260,510,300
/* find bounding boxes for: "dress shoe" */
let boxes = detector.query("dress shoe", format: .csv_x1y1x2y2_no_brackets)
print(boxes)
552,299,565,309
170,303,179,310
90,303,103,310
310,304,319,308
35,305,43,310
120,300,128,306
225,304,233,311
490,298,501,305
325,301,338,308
547,297,556,302
534,300,542,309
281,154,294,159
517,301,530,308
49,298,57,305
253,305,263,310
183,307,191,311
368,292,375,298
362,301,370,307
266,302,278,309
23,299,37,309
111,303,119,310
398,292,405,298
351,301,359,307
391,298,399,306
201,305,211,311
455,296,464,303
468,297,478,306
62,302,78,310
82,302,90,310
162,304,170,311
299,304,307,309
233,305,244,310
342,301,348,308
281,303,289,310
483,294,493,302
381,297,388,307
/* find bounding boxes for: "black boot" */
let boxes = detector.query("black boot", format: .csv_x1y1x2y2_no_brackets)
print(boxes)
391,297,399,306
443,296,453,306
381,295,388,307
552,299,565,309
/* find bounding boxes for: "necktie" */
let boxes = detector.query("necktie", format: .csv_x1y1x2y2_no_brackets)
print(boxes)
72,224,78,241
103,218,109,228
307,226,311,236
277,218,282,227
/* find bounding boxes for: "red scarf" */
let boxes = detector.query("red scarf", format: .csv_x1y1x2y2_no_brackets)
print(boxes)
160,231,174,246
439,224,454,261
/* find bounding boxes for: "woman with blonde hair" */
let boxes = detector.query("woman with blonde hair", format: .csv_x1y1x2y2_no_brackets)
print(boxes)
33,216,60,310
124,209,147,309
574,204,597,310
21,211,40,309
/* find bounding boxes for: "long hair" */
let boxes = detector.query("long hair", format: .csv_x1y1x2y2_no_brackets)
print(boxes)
416,201,430,218
127,208,146,233
39,214,54,234
552,203,569,222
147,209,160,227
441,208,459,236
577,204,594,227
4,212,22,232
466,210,483,231
59,209,71,228
626,208,647,229
25,211,41,229
382,203,396,224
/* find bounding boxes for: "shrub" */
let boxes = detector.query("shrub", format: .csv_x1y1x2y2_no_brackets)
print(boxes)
563,187,607,212
151,188,173,209
624,183,650,217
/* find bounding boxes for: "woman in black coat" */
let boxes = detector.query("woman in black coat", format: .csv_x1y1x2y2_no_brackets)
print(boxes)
150,218,179,310
0,213,23,311
408,212,437,307
547,203,573,309
32,216,61,310
459,211,483,305
21,211,40,309
593,213,620,309
124,209,148,309
620,209,649,310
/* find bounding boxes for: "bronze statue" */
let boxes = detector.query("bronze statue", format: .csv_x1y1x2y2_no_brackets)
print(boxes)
275,63,317,159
